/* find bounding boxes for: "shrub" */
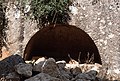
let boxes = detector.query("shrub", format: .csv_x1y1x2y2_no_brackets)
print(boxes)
19,0,72,27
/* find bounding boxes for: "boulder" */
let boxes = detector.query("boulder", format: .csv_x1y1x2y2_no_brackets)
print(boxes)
15,63,33,77
0,55,24,76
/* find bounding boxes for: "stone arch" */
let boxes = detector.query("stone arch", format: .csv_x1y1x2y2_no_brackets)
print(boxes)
23,24,102,64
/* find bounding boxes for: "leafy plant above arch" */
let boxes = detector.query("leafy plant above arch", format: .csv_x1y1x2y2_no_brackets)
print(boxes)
30,0,72,26
9,0,72,27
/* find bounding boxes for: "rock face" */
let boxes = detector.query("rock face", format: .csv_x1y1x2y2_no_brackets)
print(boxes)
5,1,38,56
69,0,120,77
23,24,102,64
4,0,120,79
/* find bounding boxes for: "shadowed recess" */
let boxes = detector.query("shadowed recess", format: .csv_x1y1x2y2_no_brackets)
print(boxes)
24,24,102,64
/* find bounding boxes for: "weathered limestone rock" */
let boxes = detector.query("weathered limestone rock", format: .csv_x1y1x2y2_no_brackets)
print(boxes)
24,73,61,81
15,63,33,77
0,55,24,76
65,60,79,69
79,63,102,73
56,60,66,69
34,57,46,65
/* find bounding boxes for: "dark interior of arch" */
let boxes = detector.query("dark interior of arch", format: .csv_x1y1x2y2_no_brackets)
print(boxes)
23,24,102,64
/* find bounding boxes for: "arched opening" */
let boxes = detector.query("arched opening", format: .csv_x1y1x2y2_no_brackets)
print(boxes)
23,24,102,64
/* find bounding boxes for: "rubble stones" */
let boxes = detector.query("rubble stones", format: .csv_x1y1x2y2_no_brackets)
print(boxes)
71,67,82,76
34,57,46,65
40,58,61,77
33,58,46,72
5,72,20,81
0,56,104,81
0,55,24,76
56,61,71,80
33,58,102,81
25,73,61,81
79,63,102,73
15,63,33,77
56,60,66,69
72,70,97,81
